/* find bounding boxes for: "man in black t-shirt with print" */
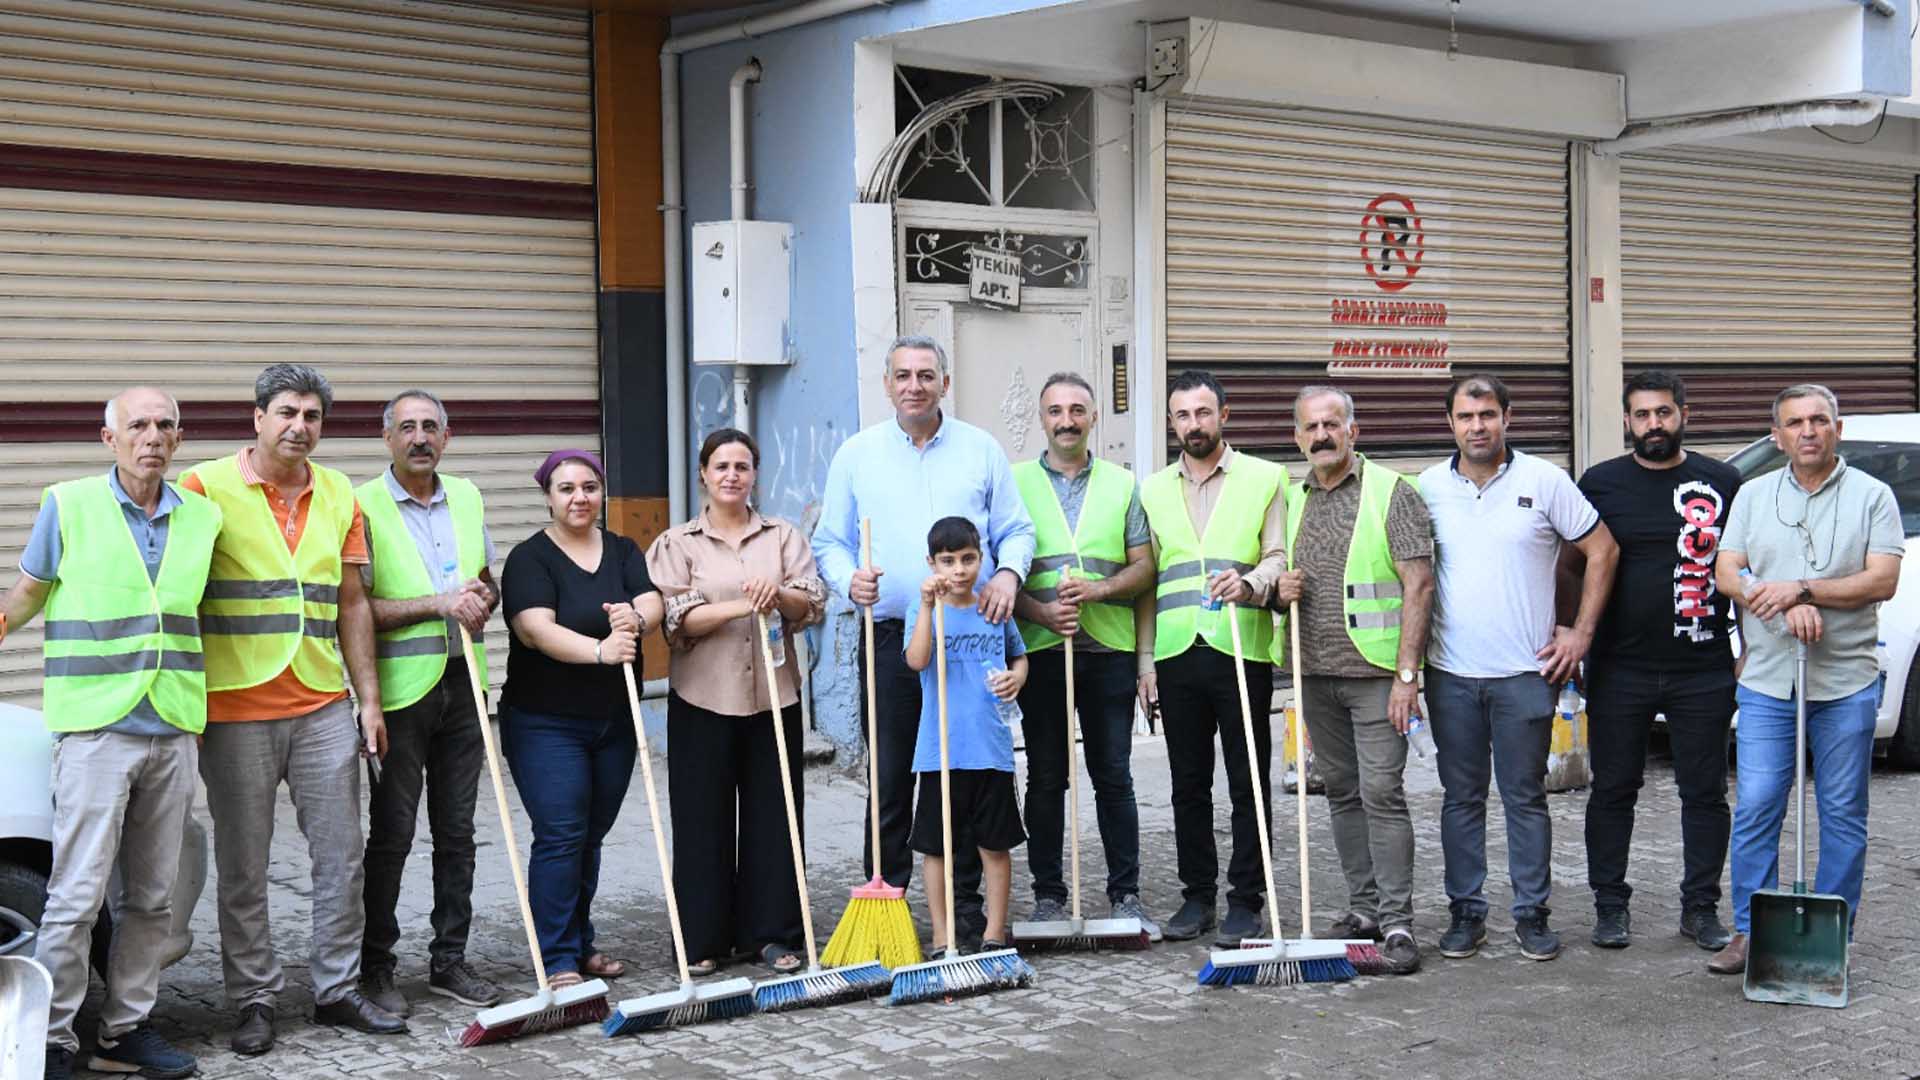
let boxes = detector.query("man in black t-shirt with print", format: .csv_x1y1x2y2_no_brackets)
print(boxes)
1570,370,1740,953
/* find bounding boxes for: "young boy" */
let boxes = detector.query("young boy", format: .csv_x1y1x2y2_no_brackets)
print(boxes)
904,516,1029,951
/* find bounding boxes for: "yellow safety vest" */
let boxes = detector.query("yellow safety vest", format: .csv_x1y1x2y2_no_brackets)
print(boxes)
1013,458,1137,653
190,454,354,694
356,472,488,711
1285,455,1409,672
40,476,221,733
1140,452,1288,665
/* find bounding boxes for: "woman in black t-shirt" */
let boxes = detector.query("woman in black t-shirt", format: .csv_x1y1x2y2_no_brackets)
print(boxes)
499,448,662,990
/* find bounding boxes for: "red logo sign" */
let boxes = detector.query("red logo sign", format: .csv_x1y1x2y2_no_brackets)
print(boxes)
1360,193,1423,293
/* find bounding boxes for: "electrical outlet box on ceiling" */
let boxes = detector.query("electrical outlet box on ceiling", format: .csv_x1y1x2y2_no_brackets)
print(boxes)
692,220,794,366
1150,37,1184,79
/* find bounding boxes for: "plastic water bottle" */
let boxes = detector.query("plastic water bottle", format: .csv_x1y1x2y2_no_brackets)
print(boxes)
1200,571,1225,634
1557,682,1584,724
1404,714,1437,759
985,667,1024,728
1737,568,1786,636
764,611,786,667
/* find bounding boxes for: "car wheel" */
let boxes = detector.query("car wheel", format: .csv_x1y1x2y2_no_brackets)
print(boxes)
1891,664,1920,769
0,860,115,972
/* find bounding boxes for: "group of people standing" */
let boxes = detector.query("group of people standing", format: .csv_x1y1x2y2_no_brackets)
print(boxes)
9,341,1902,1079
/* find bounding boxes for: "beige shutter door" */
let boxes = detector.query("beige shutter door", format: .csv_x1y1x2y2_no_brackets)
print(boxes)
0,0,596,705
1621,149,1918,455
1163,101,1572,472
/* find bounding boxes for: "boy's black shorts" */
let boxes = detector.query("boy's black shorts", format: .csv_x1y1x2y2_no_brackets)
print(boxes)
910,768,1026,855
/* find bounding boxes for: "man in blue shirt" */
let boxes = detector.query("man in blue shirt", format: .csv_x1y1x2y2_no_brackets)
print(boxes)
814,334,1036,949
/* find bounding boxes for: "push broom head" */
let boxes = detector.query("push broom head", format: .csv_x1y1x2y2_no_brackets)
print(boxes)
602,976,756,1036
458,979,611,1046
1010,917,1151,954
888,946,1035,1005
753,961,892,1012
1198,939,1356,987
820,878,923,971
1240,936,1387,976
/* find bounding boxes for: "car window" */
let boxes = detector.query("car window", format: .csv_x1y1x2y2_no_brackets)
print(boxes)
1728,440,1920,538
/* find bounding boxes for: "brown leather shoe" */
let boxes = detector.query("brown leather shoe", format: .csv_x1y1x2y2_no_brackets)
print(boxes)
1707,932,1748,974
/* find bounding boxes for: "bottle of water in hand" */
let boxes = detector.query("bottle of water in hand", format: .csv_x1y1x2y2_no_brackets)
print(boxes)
1405,714,1437,759
1557,682,1584,724
764,610,786,667
1736,568,1786,636
986,667,1023,728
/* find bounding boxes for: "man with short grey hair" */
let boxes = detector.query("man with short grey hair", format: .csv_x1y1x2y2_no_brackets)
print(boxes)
1708,383,1903,975
814,334,1036,949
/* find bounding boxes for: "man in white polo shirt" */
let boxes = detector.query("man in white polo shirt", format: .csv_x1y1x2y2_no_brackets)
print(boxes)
1419,373,1617,963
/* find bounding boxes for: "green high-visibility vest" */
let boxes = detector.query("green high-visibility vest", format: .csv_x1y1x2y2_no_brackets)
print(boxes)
1140,452,1289,665
356,472,489,711
1013,458,1136,653
40,475,221,733
1285,455,1409,672
189,454,354,694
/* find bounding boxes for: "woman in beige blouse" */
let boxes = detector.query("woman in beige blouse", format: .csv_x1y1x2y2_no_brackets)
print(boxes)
645,428,825,976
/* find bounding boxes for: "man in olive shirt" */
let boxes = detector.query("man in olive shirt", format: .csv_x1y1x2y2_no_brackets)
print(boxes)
1275,386,1434,974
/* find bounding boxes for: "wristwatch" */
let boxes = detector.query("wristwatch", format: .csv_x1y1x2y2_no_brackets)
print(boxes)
1397,668,1416,685
1795,580,1814,607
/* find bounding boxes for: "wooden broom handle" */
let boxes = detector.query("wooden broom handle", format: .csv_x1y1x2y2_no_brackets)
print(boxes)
861,520,883,869
1289,603,1311,940
936,599,956,957
1226,603,1284,945
623,661,694,986
758,613,819,967
459,626,549,995
1066,633,1081,924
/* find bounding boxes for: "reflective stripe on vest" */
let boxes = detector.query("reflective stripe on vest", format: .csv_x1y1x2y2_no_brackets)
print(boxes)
356,472,488,711
190,454,353,694
1284,455,1408,671
40,475,220,733
1139,453,1288,665
1012,458,1137,653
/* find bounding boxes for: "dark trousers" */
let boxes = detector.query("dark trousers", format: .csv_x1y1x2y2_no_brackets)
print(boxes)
860,619,984,937
362,655,484,975
1156,646,1274,912
500,705,636,977
1425,669,1555,919
1584,662,1735,912
666,693,805,962
1018,646,1141,904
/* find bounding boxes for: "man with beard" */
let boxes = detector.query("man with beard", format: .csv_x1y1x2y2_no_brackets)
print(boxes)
1273,386,1434,973
1570,370,1740,952
1011,372,1159,940
1418,373,1616,963
355,390,504,1016
1137,369,1296,944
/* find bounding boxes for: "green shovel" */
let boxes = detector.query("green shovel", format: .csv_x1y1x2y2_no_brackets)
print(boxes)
1744,640,1850,1009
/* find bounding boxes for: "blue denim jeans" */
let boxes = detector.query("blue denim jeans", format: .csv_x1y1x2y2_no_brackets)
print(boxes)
501,706,637,976
1425,669,1556,920
1729,680,1878,935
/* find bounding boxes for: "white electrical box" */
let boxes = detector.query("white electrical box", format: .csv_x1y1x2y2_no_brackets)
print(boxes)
691,220,794,366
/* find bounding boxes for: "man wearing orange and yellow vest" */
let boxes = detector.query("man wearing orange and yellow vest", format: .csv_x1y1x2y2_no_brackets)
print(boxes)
1136,369,1299,947
355,389,502,1017
1011,372,1160,941
2,387,216,1080
182,363,405,1056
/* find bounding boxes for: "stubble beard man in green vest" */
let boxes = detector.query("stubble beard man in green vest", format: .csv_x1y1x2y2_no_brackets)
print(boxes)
1277,386,1435,975
354,390,504,1018
1010,372,1162,940
1,387,212,1080
1136,370,1299,946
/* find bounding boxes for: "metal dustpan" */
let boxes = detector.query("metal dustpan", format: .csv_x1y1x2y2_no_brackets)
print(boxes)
0,954,53,1077
1745,643,1850,1009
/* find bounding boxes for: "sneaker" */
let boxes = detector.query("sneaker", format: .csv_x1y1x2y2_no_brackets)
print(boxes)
1110,894,1162,943
1437,912,1487,958
1680,907,1733,952
358,965,409,1018
1162,898,1216,942
1026,897,1069,924
1515,913,1562,961
1380,927,1421,975
1591,907,1631,949
1326,910,1383,941
87,1024,197,1080
44,1045,73,1080
1214,905,1262,948
429,960,503,1008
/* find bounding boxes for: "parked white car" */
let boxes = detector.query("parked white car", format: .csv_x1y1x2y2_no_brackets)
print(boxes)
0,703,207,966
1725,413,1920,765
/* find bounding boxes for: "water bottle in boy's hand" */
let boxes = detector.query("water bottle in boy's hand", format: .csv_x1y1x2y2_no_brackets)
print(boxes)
1405,714,1437,760
764,610,786,667
986,667,1024,728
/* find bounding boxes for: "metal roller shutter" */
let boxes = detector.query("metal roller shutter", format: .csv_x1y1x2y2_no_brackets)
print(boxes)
1622,150,1918,455
1163,102,1572,465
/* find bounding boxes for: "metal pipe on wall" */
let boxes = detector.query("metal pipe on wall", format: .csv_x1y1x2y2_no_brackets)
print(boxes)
1591,99,1880,156
730,58,762,439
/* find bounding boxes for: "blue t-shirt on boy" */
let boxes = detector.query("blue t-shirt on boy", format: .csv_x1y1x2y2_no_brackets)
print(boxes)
904,594,1026,774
